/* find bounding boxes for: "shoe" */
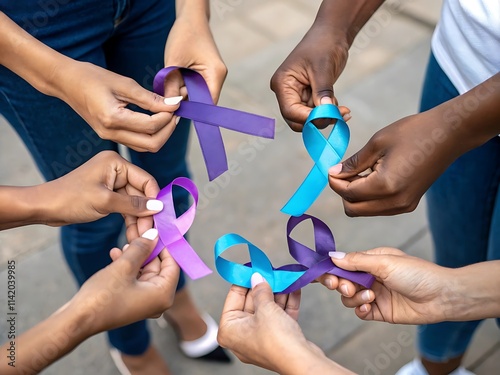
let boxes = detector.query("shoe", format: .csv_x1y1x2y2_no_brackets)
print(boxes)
109,348,132,375
157,312,231,363
396,358,475,375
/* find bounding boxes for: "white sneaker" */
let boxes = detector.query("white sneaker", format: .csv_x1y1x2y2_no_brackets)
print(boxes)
395,358,475,375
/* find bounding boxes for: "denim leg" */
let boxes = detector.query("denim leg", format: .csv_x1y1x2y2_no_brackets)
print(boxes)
417,53,500,361
105,0,190,296
0,0,179,356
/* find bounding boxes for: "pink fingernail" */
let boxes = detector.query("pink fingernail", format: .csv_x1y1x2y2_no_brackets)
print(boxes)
320,97,333,105
328,163,343,176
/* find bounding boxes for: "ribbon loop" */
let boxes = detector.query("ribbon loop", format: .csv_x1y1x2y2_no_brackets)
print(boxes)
153,67,275,181
281,104,349,216
214,214,374,293
143,177,212,280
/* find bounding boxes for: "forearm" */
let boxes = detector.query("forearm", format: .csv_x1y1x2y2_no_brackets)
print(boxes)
175,0,210,20
0,12,74,98
315,0,385,47
445,261,500,322
278,345,354,375
0,186,47,230
0,302,91,374
436,73,500,153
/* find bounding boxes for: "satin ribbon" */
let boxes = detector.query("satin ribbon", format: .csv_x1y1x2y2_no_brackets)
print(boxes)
143,177,212,280
214,214,375,293
282,104,349,216
153,67,275,181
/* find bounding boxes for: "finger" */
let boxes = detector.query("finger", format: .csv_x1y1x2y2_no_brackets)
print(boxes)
250,273,275,311
118,162,161,200
222,285,250,316
285,289,301,321
109,108,175,135
328,140,382,180
117,229,158,274
330,250,393,280
116,79,183,114
341,289,375,308
163,70,185,99
108,116,179,153
105,191,163,218
109,247,123,262
337,279,359,298
306,62,336,107
355,304,375,321
157,247,181,285
316,274,340,290
329,171,392,204
274,293,289,310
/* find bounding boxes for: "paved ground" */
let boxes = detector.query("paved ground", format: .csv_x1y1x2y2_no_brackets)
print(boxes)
1,1,499,374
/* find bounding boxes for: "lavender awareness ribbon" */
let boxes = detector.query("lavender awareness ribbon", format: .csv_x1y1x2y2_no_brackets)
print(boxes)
153,67,275,181
214,214,375,293
142,177,212,280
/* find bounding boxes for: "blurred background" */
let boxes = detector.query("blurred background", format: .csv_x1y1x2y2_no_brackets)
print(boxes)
1,0,499,374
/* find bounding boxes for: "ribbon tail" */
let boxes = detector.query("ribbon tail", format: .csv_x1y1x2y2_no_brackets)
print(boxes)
192,121,228,180
168,237,213,280
281,165,328,216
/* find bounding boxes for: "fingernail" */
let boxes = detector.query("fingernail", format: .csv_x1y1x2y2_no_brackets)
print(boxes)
142,228,158,240
328,163,343,176
164,96,183,105
329,251,346,259
325,278,334,290
123,244,129,251
341,284,349,296
320,96,333,105
175,116,181,125
146,199,164,212
251,272,265,288
343,113,352,121
362,290,371,302
360,304,369,312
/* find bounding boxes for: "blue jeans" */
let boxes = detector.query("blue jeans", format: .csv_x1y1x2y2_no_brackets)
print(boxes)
417,53,500,362
0,0,190,355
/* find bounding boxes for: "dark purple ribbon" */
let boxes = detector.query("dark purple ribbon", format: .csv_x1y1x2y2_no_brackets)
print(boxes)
214,214,375,293
153,67,275,181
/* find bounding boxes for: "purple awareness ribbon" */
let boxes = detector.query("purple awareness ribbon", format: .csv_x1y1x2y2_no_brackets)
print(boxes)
142,177,212,280
153,67,275,181
214,214,375,293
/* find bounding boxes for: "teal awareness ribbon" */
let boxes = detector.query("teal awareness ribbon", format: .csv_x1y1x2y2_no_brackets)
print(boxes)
281,104,349,216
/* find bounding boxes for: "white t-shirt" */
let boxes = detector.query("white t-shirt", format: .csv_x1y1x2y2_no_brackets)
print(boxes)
431,0,500,94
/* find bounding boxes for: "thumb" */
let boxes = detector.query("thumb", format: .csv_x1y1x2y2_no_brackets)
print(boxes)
328,144,380,179
250,273,275,310
308,65,336,107
329,251,378,274
106,191,164,217
124,78,183,113
118,229,158,273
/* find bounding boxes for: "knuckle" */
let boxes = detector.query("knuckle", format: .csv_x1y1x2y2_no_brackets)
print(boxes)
129,195,142,210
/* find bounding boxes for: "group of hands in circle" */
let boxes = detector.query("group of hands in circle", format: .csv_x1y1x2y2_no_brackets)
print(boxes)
1,1,500,373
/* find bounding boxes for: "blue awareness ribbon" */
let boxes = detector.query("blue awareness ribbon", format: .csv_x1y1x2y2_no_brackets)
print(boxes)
281,104,349,216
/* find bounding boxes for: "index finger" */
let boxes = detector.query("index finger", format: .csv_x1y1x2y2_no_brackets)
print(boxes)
222,285,249,315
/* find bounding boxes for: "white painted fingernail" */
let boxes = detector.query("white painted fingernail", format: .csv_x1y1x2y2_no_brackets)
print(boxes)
146,199,163,212
175,116,180,125
251,272,265,288
329,251,346,259
142,228,158,240
123,244,129,251
164,96,183,105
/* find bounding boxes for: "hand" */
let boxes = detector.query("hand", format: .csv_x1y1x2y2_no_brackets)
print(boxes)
328,112,463,216
270,20,350,131
162,7,227,103
70,229,180,334
56,61,182,152
218,274,326,373
318,248,455,324
39,151,162,241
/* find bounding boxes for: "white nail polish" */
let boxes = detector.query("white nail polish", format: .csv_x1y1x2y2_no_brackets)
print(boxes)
146,199,164,211
329,251,346,259
175,116,180,125
164,96,183,105
142,228,158,240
